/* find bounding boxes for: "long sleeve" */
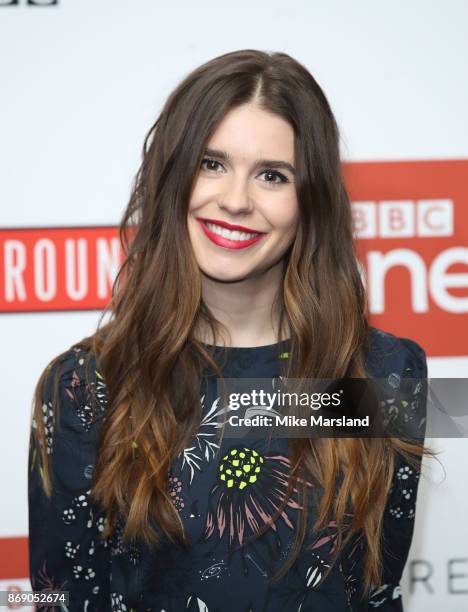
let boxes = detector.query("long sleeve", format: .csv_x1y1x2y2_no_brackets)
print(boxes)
28,347,111,611
367,338,429,610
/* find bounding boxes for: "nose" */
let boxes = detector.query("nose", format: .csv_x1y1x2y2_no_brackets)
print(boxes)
217,173,254,216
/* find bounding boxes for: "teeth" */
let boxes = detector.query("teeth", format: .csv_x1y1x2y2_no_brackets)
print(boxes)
205,222,260,241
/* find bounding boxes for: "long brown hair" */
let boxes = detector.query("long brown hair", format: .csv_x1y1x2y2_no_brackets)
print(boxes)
30,49,436,596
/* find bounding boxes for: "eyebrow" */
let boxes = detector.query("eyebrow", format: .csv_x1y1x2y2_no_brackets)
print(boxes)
203,147,296,176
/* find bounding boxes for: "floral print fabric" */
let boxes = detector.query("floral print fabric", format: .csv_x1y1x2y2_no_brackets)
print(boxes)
28,326,428,611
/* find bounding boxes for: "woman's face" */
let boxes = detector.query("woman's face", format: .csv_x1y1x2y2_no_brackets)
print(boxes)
187,103,299,283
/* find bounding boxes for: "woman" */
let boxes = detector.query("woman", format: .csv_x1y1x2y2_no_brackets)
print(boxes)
28,49,434,611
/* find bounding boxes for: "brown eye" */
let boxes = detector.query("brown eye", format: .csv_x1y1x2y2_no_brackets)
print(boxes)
201,158,224,172
259,170,289,185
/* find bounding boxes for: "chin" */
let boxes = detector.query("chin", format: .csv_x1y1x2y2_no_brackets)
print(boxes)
200,266,253,283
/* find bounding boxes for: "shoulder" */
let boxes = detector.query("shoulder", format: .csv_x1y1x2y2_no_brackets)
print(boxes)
39,344,107,440
365,326,428,438
35,345,108,491
365,325,428,379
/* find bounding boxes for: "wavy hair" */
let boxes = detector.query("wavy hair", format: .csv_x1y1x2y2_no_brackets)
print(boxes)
30,49,435,596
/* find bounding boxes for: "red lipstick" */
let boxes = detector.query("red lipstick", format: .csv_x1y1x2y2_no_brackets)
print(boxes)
200,218,263,233
197,218,266,250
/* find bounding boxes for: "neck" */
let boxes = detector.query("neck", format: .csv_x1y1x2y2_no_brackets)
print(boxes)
195,260,289,348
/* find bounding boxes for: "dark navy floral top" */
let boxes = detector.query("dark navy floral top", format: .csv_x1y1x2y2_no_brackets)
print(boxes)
28,326,428,611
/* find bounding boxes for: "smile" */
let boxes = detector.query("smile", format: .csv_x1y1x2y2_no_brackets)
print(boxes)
197,219,266,250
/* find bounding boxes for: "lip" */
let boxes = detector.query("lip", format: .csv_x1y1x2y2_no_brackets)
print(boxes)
199,218,264,233
196,218,266,250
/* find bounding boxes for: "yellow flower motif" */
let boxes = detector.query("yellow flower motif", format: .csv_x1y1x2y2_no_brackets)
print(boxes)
219,447,264,490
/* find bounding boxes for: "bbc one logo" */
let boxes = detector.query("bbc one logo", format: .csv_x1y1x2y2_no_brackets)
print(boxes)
352,198,467,315
352,199,468,314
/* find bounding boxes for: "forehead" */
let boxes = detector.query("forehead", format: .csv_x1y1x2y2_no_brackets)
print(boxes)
206,103,295,162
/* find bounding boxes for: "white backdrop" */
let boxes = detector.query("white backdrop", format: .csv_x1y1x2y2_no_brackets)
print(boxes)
1,1,467,610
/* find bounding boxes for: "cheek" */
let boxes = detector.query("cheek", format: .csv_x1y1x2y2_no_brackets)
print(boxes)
188,194,200,213
188,176,217,212
265,196,300,233
188,180,204,212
